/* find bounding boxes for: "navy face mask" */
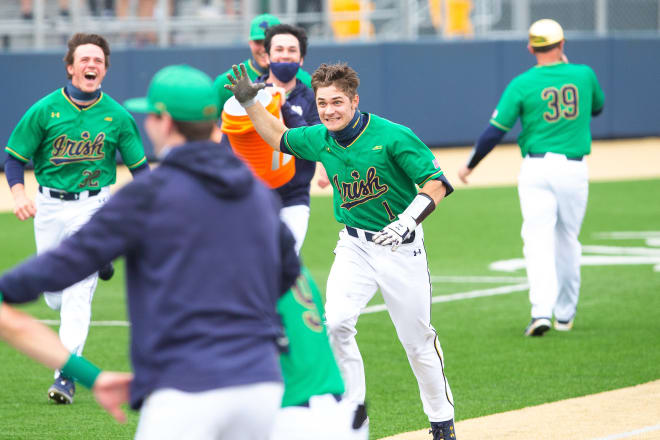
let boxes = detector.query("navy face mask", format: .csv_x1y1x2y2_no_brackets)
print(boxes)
269,62,300,83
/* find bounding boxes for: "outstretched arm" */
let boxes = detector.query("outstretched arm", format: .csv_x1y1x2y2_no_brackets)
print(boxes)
459,124,506,184
225,64,288,151
0,301,132,423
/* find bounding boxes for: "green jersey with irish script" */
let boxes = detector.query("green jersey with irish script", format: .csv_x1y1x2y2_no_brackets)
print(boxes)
283,113,444,231
490,62,604,157
5,89,146,192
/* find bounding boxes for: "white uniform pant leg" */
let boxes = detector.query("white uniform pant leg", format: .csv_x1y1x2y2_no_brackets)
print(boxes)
35,190,109,362
279,204,310,255
375,228,454,422
518,159,559,319
135,382,283,440
35,191,68,311
553,161,588,321
325,230,378,406
270,395,369,440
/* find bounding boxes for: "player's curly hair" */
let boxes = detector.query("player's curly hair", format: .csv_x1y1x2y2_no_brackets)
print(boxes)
264,24,308,59
311,63,360,99
63,33,111,79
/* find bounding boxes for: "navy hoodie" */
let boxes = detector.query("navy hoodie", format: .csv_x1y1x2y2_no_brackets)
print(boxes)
0,140,300,409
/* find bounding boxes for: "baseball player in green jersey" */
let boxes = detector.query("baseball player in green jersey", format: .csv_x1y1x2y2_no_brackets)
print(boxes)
226,62,458,440
273,266,368,440
458,19,605,337
0,292,132,423
3,33,147,404
211,13,312,143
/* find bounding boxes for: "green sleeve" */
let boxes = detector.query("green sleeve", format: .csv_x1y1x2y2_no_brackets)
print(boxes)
117,114,147,169
391,126,444,187
282,126,322,161
0,291,3,303
214,71,235,113
296,68,312,88
6,102,46,162
590,67,605,113
490,79,522,132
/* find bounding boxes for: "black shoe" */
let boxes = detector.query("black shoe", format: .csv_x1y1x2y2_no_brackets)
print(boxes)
524,317,551,336
48,375,75,404
98,262,115,281
430,419,456,439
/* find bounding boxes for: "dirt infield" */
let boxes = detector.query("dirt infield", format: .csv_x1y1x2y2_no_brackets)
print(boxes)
381,380,660,440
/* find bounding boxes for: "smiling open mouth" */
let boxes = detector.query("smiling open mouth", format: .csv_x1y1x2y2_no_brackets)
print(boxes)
84,72,97,80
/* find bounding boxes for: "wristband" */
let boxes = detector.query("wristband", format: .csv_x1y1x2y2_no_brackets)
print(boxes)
402,193,436,225
61,354,102,389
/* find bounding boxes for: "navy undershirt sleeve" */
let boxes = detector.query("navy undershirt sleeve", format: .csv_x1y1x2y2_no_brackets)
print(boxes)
592,105,603,116
129,162,149,177
279,135,292,155
4,155,26,187
434,174,454,198
466,124,507,169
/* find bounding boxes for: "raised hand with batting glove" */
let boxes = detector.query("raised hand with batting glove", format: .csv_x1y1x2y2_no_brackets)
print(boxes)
373,214,417,251
224,64,266,107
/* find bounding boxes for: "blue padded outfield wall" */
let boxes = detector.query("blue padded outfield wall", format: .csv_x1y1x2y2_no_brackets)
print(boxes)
1,36,659,161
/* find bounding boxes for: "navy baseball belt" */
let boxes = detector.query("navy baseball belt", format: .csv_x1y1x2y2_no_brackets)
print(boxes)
346,226,416,244
39,185,101,201
527,152,584,161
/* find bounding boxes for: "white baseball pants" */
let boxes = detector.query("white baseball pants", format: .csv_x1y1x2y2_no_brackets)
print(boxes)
279,204,310,255
325,226,455,422
135,382,283,440
270,395,368,440
34,187,110,358
518,153,588,321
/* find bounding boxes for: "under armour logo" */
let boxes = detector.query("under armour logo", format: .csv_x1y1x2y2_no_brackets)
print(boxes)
413,249,422,256
51,112,60,118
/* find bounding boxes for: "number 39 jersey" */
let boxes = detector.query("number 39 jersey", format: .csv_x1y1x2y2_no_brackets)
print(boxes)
490,62,605,158
5,89,146,192
283,113,445,231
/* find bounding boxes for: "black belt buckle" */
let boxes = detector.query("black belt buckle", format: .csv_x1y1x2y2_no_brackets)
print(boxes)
346,226,415,244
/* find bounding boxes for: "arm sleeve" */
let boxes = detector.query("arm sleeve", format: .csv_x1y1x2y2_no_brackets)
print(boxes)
590,67,605,116
489,79,522,132
117,115,147,169
281,126,321,161
4,155,26,187
432,174,454,198
6,101,46,163
390,126,445,189
278,220,301,296
0,177,153,304
129,161,149,177
466,124,507,169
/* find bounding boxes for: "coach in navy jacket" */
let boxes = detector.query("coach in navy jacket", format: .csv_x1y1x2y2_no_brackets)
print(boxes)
0,65,299,429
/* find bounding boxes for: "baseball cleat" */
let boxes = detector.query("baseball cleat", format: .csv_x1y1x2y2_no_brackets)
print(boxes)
48,376,75,404
430,419,456,440
554,318,574,331
524,317,551,336
98,262,115,281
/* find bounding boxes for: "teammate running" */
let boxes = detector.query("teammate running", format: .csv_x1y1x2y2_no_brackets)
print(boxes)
3,33,147,404
458,19,605,336
225,62,457,440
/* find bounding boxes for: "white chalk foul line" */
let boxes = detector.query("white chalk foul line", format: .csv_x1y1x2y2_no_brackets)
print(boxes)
362,283,529,315
590,423,660,440
37,280,531,325
430,275,528,283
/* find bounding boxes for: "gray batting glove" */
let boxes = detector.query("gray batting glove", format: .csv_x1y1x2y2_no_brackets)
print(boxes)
373,214,416,252
224,63,265,107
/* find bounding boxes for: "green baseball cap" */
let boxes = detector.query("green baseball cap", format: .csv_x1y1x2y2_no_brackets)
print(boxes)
249,14,280,41
124,65,218,121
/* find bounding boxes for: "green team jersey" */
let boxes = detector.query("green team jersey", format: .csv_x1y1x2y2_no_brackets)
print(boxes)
278,267,344,407
214,58,312,111
283,113,445,231
490,62,604,157
5,89,146,192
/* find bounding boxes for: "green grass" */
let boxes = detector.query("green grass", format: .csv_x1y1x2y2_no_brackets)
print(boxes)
2,178,659,439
